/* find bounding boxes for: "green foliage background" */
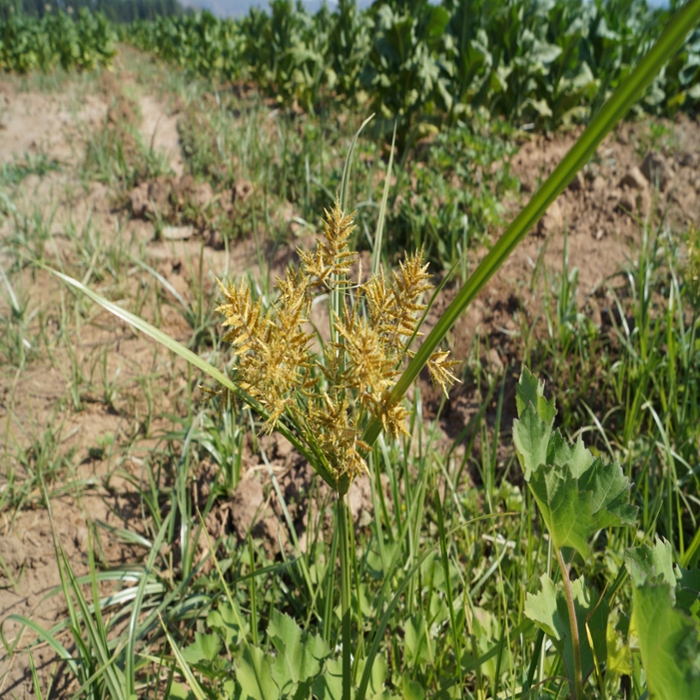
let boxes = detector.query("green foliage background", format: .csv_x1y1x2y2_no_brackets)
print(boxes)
125,0,700,133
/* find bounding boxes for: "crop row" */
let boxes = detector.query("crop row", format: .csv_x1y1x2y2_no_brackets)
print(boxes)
0,8,116,73
124,0,700,134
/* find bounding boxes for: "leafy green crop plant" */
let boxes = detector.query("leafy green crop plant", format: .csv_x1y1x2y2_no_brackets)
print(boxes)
514,368,700,698
625,539,700,699
514,368,637,698
0,9,116,72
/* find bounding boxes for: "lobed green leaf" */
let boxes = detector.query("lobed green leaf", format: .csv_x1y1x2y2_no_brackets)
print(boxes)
268,610,330,693
235,644,278,700
514,368,637,558
633,583,700,700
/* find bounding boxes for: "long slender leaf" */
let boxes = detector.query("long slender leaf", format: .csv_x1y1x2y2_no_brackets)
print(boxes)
45,267,338,488
372,121,397,277
126,510,174,697
2,614,79,676
339,114,374,213
161,617,209,700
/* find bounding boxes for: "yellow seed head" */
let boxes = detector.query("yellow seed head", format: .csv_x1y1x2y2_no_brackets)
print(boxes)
214,205,458,489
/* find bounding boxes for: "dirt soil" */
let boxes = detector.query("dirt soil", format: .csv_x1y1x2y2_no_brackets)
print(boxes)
1,55,699,698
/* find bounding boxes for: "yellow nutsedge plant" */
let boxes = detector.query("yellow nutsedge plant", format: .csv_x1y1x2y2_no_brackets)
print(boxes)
212,203,458,495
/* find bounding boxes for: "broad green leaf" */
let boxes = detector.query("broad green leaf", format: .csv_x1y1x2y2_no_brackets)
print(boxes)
208,602,247,649
677,567,700,619
515,366,556,425
168,682,197,700
312,657,343,700
235,644,279,700
627,541,700,618
513,404,552,481
525,574,609,685
577,458,638,529
529,456,636,558
182,632,222,665
223,680,242,700
404,614,432,667
547,432,594,478
356,655,390,700
633,583,700,700
268,610,330,692
513,368,556,480
625,539,676,589
515,368,637,558
606,620,632,676
401,678,425,700
291,679,315,700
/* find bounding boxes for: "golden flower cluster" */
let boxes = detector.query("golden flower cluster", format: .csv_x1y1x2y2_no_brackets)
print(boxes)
215,204,458,487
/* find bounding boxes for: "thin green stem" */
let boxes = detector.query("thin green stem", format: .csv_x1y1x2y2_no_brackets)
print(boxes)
361,0,700,450
337,495,353,700
435,489,464,691
555,547,583,700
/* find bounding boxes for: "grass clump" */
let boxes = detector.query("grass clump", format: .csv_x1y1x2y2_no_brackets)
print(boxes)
83,77,171,194
0,153,61,188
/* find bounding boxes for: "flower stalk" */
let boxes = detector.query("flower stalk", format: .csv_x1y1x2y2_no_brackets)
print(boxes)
337,495,353,700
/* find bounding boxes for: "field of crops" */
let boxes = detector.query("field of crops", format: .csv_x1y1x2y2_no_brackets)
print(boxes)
130,0,700,132
1,1,700,699
0,8,116,72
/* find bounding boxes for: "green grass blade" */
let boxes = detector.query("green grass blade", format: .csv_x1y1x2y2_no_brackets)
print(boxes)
28,650,45,700
434,489,463,691
160,616,209,700
58,541,128,700
46,268,231,389
126,510,174,698
3,614,79,676
362,0,700,449
333,113,375,355
372,122,396,277
128,253,190,313
339,114,374,213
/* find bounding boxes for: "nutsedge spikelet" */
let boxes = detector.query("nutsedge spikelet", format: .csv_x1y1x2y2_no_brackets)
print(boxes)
297,203,357,288
427,350,461,397
213,205,459,489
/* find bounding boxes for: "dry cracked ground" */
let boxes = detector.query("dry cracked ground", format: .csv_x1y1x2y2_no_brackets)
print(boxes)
0,48,699,697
